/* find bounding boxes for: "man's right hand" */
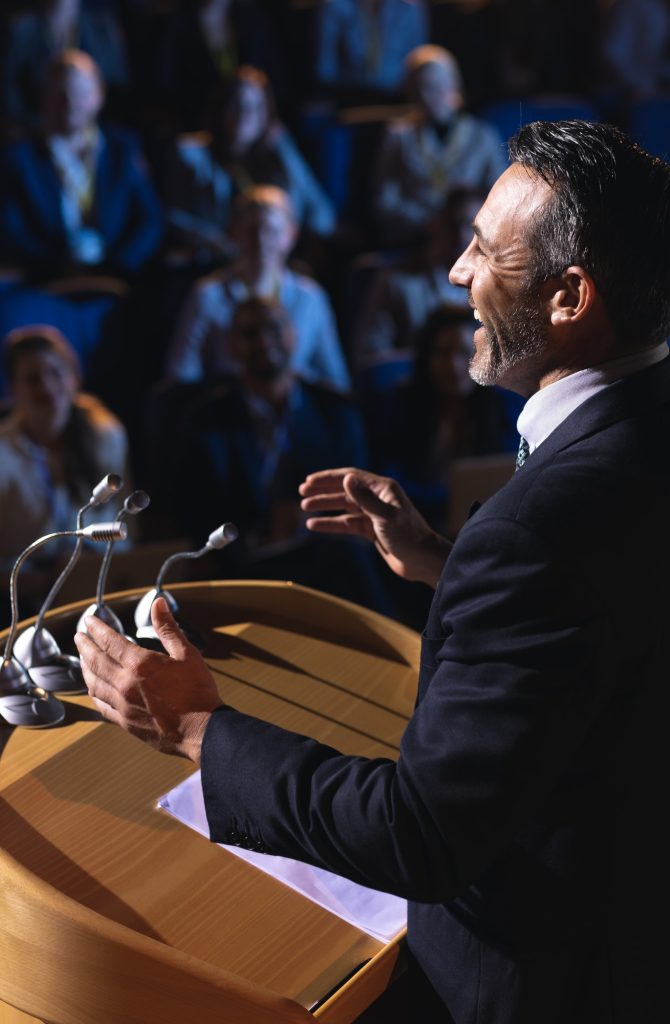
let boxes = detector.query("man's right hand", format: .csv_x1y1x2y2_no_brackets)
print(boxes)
299,468,451,588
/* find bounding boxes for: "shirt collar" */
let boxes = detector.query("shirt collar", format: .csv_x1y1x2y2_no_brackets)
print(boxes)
517,342,669,452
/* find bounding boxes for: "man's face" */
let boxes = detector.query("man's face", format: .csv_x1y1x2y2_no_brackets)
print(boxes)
232,306,293,381
449,163,554,394
413,61,461,123
46,62,103,134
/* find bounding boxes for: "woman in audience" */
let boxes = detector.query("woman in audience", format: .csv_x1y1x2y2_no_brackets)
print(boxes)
366,305,512,534
154,0,283,133
0,324,128,615
165,185,349,392
165,65,335,265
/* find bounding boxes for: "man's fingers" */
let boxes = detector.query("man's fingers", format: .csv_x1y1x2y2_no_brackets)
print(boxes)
343,474,397,520
300,491,354,513
75,631,147,708
299,468,358,496
150,597,192,660
305,513,373,539
79,614,140,667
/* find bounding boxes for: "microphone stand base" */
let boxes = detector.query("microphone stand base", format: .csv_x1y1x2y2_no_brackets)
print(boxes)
0,688,66,728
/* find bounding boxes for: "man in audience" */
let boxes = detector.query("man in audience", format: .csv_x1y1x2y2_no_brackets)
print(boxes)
78,120,670,1024
171,295,386,610
165,185,350,392
315,0,429,101
0,49,163,282
1,0,130,136
374,44,506,245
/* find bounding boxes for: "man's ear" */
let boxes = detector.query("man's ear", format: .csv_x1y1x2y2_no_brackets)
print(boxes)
548,266,596,326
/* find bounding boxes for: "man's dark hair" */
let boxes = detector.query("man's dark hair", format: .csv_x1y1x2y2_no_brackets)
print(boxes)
509,119,670,348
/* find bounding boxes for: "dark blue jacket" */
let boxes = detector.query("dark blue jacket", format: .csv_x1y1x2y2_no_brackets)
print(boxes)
201,355,670,1023
0,126,163,279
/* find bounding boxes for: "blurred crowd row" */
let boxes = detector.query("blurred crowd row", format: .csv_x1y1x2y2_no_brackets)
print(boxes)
1,0,669,630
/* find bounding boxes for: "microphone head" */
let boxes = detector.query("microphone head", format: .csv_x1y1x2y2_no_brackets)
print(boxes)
123,490,150,515
80,522,128,543
90,473,123,507
206,522,239,550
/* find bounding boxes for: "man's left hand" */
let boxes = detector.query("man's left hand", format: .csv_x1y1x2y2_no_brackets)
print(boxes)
74,597,223,764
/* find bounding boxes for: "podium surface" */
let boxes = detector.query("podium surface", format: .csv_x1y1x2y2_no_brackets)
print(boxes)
0,581,420,1024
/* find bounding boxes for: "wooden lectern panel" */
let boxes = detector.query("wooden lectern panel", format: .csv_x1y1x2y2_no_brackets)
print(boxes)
0,581,420,1024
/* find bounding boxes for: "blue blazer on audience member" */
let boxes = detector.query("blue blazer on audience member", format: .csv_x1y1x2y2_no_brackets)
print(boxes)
200,354,670,1024
0,126,163,279
177,377,368,543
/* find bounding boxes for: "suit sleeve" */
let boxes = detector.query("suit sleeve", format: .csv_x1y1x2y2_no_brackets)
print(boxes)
201,514,610,901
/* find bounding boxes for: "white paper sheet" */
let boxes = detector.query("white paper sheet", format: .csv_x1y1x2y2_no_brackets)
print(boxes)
157,770,407,943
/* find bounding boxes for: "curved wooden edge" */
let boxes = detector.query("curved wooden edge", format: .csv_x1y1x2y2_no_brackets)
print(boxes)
0,845,313,1024
29,579,422,669
314,929,406,1024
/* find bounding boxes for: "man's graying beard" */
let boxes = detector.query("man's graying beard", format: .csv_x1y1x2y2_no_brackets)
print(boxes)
468,284,550,387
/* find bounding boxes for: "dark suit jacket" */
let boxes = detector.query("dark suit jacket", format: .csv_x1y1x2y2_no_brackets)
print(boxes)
175,377,369,546
0,126,163,278
201,355,670,1024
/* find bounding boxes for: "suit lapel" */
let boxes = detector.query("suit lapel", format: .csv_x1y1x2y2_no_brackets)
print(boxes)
520,355,670,472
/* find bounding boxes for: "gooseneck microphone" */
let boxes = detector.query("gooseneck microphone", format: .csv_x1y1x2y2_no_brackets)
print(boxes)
134,523,238,639
1,522,127,728
13,473,123,694
76,490,151,637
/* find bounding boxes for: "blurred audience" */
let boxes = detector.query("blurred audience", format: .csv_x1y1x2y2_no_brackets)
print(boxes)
353,186,481,364
165,185,349,391
152,0,284,133
1,0,130,137
171,296,388,610
0,49,163,282
315,0,429,102
165,65,335,266
373,45,506,245
0,1,656,623
365,306,512,533
599,0,670,108
0,324,128,614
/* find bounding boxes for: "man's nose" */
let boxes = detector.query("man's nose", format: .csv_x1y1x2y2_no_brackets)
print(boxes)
449,238,475,288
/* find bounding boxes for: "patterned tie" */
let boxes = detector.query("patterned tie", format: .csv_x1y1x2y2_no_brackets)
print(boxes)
516,435,530,471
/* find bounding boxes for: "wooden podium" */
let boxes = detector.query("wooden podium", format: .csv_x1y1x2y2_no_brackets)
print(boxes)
0,581,420,1024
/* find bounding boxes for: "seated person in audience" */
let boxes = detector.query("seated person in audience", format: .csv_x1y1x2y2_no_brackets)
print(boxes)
165,185,350,392
174,296,388,611
155,0,286,133
354,186,482,364
0,325,128,617
165,65,336,265
366,306,512,534
374,44,506,245
0,49,163,282
0,0,130,137
315,0,429,102
598,0,670,108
